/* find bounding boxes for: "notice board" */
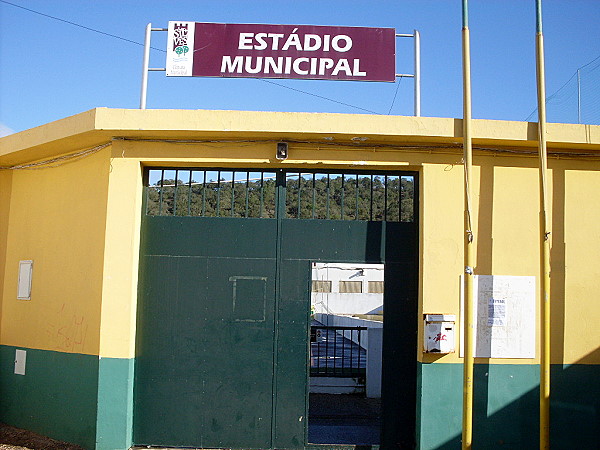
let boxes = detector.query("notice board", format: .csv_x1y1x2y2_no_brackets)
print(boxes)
460,275,536,358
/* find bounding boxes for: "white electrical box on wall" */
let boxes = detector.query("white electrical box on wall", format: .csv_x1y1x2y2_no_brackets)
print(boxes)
17,260,33,300
424,314,456,353
15,349,26,375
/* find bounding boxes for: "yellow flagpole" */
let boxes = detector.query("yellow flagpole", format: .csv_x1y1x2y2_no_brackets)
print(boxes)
461,1,475,448
535,1,551,448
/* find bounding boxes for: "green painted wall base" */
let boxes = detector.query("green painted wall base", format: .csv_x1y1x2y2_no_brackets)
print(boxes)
0,345,134,450
0,345,99,449
417,362,600,449
96,357,134,450
2,346,599,450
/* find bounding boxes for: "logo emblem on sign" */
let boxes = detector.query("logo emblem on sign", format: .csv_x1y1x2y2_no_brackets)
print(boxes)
173,23,190,58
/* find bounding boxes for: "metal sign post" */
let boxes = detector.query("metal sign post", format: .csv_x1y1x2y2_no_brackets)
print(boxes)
395,30,421,117
140,23,166,110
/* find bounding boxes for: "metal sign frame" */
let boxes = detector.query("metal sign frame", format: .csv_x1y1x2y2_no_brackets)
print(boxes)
139,23,421,116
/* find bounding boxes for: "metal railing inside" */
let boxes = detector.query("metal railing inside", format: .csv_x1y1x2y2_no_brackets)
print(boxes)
310,325,367,378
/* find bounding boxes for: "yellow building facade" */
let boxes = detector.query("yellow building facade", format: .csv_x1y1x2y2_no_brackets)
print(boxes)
1,108,599,449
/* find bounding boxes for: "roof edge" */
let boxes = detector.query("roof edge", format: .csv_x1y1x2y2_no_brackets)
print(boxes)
0,109,101,165
2,108,600,166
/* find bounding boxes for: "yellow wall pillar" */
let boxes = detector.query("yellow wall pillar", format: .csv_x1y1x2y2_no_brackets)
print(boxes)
95,141,144,449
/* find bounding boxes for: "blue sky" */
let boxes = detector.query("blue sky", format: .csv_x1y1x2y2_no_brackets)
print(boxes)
1,0,599,136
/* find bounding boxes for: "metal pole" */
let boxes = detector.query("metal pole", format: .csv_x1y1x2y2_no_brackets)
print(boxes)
414,29,421,116
461,1,475,449
577,68,581,124
140,22,152,109
536,1,551,448
395,32,421,117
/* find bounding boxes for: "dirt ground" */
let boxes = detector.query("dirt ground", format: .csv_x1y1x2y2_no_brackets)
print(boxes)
0,423,84,450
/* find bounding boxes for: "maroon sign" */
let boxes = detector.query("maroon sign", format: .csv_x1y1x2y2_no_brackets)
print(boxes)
166,22,396,82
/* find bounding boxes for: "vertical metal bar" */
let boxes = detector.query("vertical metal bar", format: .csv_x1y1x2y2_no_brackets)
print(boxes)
384,175,388,221
326,328,330,375
314,332,317,376
322,330,326,375
400,176,404,221
357,329,361,376
231,171,236,217
202,171,206,217
399,176,404,222
245,171,250,218
173,169,179,216
326,175,331,219
341,174,345,219
355,175,359,220
343,328,346,375
350,327,354,374
297,173,302,219
140,23,152,109
342,328,346,371
324,330,327,375
322,331,325,375
145,183,150,215
316,329,320,374
218,172,223,216
187,170,192,216
158,169,165,215
414,29,421,117
370,175,374,220
322,330,325,375
390,176,402,222
312,173,316,219
397,176,401,221
333,327,337,375
260,172,264,218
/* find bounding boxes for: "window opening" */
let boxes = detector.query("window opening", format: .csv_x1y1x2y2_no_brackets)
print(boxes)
368,281,385,294
311,280,332,293
339,280,363,293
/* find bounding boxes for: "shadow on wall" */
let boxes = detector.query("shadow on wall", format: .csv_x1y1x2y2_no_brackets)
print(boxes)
475,162,569,361
0,170,14,335
432,347,600,449
426,164,598,448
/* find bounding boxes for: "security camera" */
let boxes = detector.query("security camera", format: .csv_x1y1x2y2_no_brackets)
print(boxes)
276,142,288,160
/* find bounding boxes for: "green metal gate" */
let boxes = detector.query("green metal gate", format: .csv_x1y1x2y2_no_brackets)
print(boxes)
133,169,419,449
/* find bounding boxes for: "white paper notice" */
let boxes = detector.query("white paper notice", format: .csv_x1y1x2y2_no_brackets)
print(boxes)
488,298,506,326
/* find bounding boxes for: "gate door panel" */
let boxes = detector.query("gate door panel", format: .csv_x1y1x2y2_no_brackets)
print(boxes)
134,216,277,448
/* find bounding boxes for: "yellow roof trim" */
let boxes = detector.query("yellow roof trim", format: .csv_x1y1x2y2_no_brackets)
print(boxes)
1,107,600,166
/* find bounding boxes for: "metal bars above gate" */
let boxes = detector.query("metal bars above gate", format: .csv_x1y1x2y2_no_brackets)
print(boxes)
146,169,416,222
